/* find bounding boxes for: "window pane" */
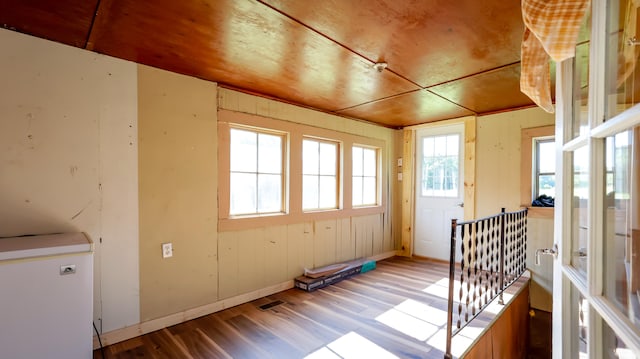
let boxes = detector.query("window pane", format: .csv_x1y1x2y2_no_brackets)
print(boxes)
362,177,377,205
319,142,337,176
434,136,446,156
319,176,337,209
352,177,363,206
363,148,376,177
605,0,640,119
604,128,640,330
352,147,363,176
573,10,590,138
538,174,556,198
446,135,459,156
603,320,638,358
424,137,434,157
538,141,556,173
229,172,256,215
303,174,319,210
572,146,589,275
576,289,589,358
230,128,257,172
257,174,282,212
303,140,319,175
258,133,282,174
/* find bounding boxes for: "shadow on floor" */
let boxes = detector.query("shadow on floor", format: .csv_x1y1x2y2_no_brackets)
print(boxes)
528,309,552,359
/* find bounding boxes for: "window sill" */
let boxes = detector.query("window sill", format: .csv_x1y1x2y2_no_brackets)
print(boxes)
526,206,554,219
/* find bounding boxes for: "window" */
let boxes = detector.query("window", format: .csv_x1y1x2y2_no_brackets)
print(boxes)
352,146,378,206
229,127,285,216
520,125,554,216
302,138,339,210
533,137,556,200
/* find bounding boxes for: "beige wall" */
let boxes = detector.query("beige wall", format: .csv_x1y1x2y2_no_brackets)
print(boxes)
0,29,140,332
475,107,555,311
138,65,219,321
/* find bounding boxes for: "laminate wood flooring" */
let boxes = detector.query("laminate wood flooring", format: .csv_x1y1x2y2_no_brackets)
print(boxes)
94,257,526,359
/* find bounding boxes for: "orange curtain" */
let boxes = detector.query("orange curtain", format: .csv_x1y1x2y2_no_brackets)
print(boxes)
520,0,591,113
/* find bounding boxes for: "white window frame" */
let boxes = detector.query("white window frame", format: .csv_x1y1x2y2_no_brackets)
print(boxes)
352,145,379,207
228,125,287,217
302,137,341,211
533,136,556,200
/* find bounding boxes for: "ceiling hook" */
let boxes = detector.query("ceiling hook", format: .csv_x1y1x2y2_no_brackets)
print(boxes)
373,62,388,73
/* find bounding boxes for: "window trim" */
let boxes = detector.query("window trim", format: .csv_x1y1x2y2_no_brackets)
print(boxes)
521,125,555,219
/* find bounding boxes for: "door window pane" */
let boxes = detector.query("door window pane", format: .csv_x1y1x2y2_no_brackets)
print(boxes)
606,0,640,119
572,146,589,275
603,320,638,358
604,127,640,330
576,289,589,358
303,139,339,210
421,134,460,197
573,8,590,138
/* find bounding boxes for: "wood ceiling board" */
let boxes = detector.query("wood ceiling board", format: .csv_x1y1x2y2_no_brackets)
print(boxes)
261,0,524,87
88,0,419,113
337,90,474,127
0,0,98,47
428,64,535,114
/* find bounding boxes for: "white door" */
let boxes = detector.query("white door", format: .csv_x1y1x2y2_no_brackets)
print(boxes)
552,0,640,357
413,124,464,260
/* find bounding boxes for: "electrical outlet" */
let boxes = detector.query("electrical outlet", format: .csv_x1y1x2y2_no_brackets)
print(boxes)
162,243,173,258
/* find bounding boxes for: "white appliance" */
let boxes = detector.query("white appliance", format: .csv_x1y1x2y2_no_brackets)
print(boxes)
0,232,93,359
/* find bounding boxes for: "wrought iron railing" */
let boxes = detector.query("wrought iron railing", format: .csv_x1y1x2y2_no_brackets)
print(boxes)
444,208,528,359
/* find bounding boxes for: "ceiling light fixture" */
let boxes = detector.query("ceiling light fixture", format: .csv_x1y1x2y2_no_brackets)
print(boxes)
373,62,388,73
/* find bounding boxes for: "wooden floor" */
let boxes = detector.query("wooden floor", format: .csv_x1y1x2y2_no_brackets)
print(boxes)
93,257,524,359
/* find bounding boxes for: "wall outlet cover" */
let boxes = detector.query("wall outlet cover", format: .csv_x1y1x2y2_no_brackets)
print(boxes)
162,243,173,258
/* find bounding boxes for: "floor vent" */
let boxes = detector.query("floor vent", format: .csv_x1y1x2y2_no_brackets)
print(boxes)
258,300,284,310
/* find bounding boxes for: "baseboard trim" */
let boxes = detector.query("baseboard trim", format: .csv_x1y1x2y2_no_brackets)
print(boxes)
93,250,398,349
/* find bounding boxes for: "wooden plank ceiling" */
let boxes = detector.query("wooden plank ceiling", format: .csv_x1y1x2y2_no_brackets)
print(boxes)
0,0,545,128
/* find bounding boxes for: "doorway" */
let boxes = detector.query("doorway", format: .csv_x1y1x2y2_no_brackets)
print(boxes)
413,124,464,260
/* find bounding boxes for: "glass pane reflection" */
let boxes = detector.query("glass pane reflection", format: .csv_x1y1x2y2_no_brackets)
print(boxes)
576,288,589,359
572,146,589,275
604,127,640,331
603,321,638,358
573,8,590,139
606,0,640,119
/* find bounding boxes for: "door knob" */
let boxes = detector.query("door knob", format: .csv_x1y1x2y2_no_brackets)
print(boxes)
535,244,558,265
456,202,464,208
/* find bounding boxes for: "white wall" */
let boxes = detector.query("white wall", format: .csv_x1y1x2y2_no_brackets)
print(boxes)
0,29,139,332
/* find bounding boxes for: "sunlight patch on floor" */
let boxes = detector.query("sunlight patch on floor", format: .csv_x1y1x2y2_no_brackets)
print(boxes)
375,306,439,341
304,332,399,359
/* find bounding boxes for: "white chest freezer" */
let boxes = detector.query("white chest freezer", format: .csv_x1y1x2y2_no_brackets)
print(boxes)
0,232,93,359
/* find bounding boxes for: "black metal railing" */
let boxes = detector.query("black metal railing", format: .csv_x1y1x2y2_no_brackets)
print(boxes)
444,208,528,359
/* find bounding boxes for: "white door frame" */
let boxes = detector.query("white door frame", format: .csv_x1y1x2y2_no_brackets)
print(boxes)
553,0,640,356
